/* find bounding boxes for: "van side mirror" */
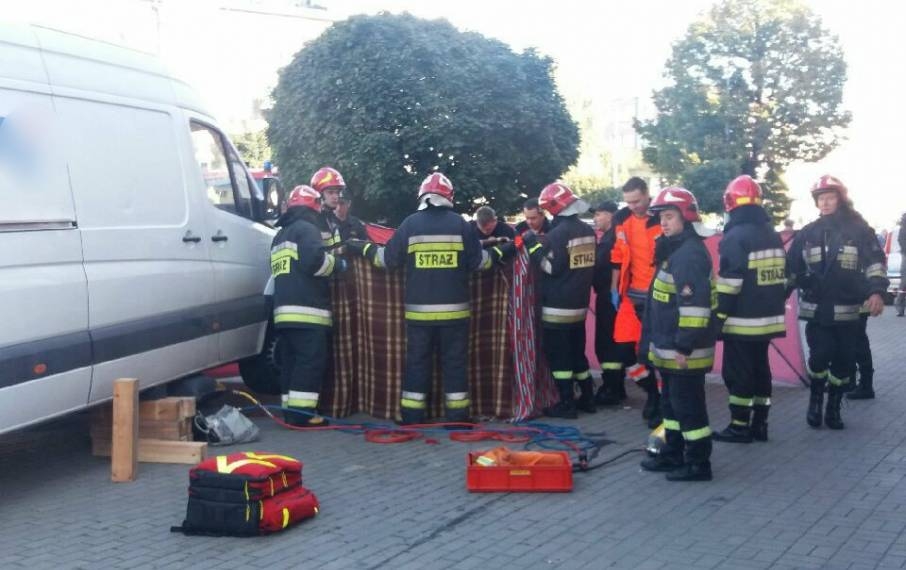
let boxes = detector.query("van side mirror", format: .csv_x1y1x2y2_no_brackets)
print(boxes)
255,178,284,222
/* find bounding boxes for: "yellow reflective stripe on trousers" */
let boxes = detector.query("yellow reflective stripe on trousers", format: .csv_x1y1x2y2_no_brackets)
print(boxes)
287,390,319,409
753,396,771,406
552,370,573,380
574,370,591,381
663,419,680,431
601,362,622,370
807,367,829,379
445,395,471,410
401,398,427,409
729,395,753,407
404,302,470,321
683,426,712,441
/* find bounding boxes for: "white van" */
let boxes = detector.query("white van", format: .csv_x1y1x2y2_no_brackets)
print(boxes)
0,24,282,434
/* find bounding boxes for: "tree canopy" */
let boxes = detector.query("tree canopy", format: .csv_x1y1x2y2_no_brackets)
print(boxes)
635,0,850,222
267,12,579,224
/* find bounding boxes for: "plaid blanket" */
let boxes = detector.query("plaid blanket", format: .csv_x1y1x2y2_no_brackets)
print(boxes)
319,256,553,420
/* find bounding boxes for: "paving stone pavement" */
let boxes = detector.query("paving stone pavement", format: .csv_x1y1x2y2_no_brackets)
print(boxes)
2,312,905,569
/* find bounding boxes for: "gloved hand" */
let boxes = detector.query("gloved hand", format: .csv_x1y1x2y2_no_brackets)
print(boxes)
345,239,371,256
610,290,620,310
521,230,539,252
492,241,517,263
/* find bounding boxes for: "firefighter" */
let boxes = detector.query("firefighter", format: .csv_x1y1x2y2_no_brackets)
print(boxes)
787,175,888,429
310,166,345,248
520,182,597,418
346,173,493,424
271,185,345,426
591,200,625,405
611,177,663,427
712,176,787,444
639,187,716,482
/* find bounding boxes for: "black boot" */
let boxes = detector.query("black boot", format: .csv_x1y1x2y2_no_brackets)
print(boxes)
576,379,597,414
641,428,684,472
751,404,769,442
825,386,845,430
712,424,753,443
544,381,578,419
846,373,874,400
666,437,712,482
807,379,825,428
713,402,753,443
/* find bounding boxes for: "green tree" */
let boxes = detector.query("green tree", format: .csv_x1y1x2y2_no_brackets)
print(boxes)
231,129,272,167
636,0,850,222
267,13,579,225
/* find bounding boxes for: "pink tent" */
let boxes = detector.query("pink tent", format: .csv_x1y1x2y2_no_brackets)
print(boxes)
585,233,807,385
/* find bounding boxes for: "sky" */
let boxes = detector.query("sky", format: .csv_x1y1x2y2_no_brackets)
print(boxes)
9,0,906,228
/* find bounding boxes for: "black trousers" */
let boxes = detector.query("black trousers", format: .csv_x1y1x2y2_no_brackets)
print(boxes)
854,314,873,382
543,325,590,401
805,321,858,387
401,322,470,422
280,326,330,410
722,339,772,425
595,297,624,381
660,373,712,464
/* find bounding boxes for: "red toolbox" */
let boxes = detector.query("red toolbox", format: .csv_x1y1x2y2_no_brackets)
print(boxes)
466,451,573,492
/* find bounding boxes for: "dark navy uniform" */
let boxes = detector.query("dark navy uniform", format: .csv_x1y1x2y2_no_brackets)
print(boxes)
643,227,717,470
787,209,888,427
714,205,786,440
271,206,342,423
525,215,596,415
361,205,491,423
593,227,624,403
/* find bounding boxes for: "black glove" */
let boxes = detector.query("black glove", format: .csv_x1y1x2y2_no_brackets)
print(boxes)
492,241,517,263
345,239,371,256
521,230,539,252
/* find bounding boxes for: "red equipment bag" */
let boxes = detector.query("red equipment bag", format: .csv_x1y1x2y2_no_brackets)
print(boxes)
189,451,302,502
172,451,319,537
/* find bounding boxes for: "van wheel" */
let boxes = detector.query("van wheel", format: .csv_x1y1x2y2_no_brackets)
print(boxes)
238,329,283,395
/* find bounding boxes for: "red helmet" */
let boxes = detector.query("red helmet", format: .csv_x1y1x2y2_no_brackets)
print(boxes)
286,185,321,212
810,175,848,203
538,182,578,216
649,187,701,222
310,167,346,194
723,175,763,212
418,172,454,202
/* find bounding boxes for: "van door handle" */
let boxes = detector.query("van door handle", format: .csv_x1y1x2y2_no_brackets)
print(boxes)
211,231,229,243
182,231,202,243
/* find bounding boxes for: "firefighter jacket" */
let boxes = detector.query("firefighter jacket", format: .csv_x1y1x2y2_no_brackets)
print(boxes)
363,205,491,325
610,207,662,298
320,209,342,250
593,228,616,295
715,205,787,340
337,215,369,241
787,208,888,325
526,214,596,328
643,226,717,375
271,207,340,329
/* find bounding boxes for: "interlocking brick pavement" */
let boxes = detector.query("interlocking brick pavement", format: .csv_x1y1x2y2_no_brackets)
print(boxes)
1,312,904,569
